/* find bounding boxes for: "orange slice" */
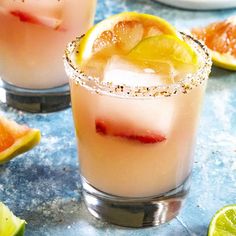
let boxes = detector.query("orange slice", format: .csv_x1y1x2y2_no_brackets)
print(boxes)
77,12,178,65
192,16,236,70
0,115,41,164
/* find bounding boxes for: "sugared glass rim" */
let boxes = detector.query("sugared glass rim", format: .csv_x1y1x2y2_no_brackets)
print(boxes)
64,33,212,99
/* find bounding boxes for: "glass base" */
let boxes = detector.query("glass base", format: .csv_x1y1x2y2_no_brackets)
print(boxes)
0,79,70,113
82,175,191,228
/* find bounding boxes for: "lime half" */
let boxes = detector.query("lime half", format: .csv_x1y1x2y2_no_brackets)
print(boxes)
208,204,236,236
0,202,26,236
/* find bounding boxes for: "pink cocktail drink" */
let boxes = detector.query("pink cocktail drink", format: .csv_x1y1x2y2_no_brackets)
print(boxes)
64,13,212,227
70,75,206,198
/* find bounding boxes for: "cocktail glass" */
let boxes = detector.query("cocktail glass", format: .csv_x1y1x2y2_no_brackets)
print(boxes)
64,33,212,227
0,0,96,112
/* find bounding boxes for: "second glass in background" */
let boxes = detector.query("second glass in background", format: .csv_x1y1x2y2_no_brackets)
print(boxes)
0,0,96,112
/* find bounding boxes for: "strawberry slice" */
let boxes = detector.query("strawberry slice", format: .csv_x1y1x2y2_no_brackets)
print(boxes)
95,119,166,144
0,6,63,30
10,10,62,30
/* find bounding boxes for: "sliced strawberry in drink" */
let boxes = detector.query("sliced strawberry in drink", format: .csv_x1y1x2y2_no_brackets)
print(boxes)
0,5,63,30
95,119,166,144
117,133,166,144
10,10,62,30
96,120,108,135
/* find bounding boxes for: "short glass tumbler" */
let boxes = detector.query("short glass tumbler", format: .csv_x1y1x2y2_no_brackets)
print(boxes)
64,34,212,227
0,0,96,112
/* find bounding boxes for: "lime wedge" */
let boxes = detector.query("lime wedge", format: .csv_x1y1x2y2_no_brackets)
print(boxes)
0,202,26,236
127,34,199,75
208,204,236,236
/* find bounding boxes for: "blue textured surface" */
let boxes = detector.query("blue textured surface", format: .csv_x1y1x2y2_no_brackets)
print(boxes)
1,1,236,235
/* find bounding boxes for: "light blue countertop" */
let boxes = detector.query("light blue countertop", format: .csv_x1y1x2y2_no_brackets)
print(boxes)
1,1,236,235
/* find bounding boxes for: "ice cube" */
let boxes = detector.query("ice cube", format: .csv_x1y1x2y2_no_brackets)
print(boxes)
103,56,165,87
